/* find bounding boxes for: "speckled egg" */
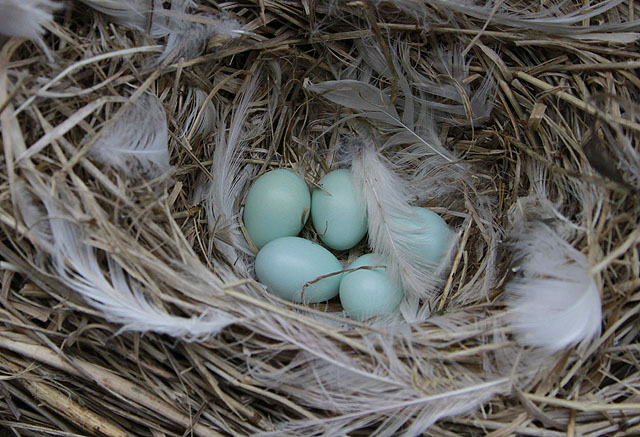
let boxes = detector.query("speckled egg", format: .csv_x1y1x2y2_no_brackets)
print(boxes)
255,237,343,303
311,169,367,250
243,169,310,249
339,254,404,321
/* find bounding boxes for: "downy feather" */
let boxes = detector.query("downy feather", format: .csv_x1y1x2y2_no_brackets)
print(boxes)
79,0,164,36
0,0,59,40
505,222,602,352
348,134,457,304
89,93,171,178
505,171,602,352
402,46,496,125
248,314,517,436
16,183,235,340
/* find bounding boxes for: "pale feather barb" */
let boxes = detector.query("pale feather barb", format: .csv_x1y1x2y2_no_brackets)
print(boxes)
88,93,171,178
181,87,216,140
506,223,602,352
248,313,515,436
305,78,466,200
15,183,235,340
81,0,244,64
194,72,262,274
402,46,496,125
349,134,457,304
79,0,165,36
353,39,495,126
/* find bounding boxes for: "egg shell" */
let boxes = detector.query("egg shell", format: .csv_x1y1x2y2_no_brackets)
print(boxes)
401,206,452,265
311,169,367,250
339,254,404,321
243,169,310,249
255,237,343,303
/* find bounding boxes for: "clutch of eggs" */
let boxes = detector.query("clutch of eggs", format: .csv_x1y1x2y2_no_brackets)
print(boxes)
244,168,452,320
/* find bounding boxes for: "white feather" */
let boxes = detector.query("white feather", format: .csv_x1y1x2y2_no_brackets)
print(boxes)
193,73,261,273
89,93,171,178
247,314,518,436
504,169,602,355
353,39,495,126
403,46,496,125
0,0,59,40
16,183,235,341
348,134,457,303
79,0,164,36
506,222,602,352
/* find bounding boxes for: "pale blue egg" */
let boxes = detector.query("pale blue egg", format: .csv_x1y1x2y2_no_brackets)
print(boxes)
401,207,452,265
311,169,367,250
339,254,404,321
255,237,343,303
243,169,310,249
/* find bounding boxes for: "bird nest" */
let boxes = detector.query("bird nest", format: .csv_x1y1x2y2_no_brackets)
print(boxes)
0,1,639,436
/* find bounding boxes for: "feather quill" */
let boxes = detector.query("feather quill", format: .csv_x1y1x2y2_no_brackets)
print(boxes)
0,0,59,40
88,93,171,178
16,183,235,340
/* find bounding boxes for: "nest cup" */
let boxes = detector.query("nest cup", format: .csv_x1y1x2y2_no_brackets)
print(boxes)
1,1,639,436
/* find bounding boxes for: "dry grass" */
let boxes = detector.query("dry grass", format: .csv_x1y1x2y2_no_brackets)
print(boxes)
0,1,639,435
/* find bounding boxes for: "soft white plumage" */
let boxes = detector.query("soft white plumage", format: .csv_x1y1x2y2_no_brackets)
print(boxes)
349,134,456,303
79,0,162,36
0,0,59,40
16,183,235,340
505,168,602,352
506,222,602,352
88,93,171,178
247,313,516,436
